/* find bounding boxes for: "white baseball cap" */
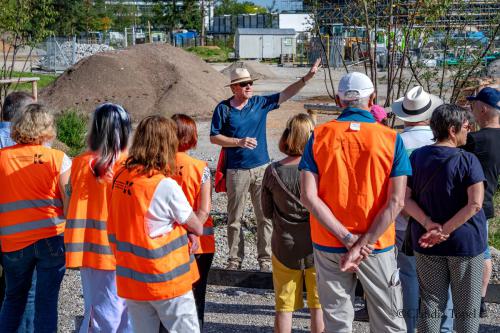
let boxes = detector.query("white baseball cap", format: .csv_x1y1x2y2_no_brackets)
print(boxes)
337,72,375,101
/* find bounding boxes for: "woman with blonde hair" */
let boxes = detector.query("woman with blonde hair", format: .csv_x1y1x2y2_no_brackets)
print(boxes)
64,103,132,332
261,113,324,333
0,104,71,332
107,115,203,333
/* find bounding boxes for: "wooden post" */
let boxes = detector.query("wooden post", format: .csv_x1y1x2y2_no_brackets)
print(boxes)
32,81,38,101
200,0,206,46
326,34,330,65
0,77,40,101
148,21,152,44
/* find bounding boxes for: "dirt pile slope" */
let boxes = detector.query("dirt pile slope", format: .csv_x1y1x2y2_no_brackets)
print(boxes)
221,61,277,80
40,44,231,120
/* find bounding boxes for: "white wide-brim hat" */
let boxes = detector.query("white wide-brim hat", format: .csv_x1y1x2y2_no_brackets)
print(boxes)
392,86,444,122
226,68,258,87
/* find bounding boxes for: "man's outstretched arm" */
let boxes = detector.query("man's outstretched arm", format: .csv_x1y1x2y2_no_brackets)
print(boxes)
279,58,321,105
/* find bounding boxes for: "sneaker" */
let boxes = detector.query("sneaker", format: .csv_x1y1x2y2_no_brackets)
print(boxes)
225,261,241,270
354,306,369,322
480,299,487,318
259,261,272,273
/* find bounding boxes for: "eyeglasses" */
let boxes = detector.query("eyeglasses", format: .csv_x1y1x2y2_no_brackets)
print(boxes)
463,123,472,132
238,81,253,87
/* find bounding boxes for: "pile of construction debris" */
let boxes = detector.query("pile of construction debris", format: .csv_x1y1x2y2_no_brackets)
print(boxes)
37,42,114,70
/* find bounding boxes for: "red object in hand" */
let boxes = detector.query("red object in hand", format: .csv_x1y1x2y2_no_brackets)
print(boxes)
214,148,227,193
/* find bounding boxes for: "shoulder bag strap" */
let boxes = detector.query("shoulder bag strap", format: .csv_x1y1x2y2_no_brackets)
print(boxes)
270,162,303,205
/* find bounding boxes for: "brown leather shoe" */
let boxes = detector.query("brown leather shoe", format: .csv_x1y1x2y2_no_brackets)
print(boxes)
259,261,272,273
225,261,241,270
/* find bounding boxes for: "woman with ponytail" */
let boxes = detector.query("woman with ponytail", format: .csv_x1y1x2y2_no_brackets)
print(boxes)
64,103,132,333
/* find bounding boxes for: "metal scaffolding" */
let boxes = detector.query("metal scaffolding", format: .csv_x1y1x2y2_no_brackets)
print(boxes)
306,0,499,29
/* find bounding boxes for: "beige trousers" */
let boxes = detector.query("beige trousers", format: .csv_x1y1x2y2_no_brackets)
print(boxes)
314,248,406,333
226,165,272,264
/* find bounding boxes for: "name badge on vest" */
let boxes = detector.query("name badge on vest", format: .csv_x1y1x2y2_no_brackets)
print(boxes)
349,122,361,131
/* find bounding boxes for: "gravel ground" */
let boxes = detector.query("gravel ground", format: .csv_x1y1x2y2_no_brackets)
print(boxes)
58,244,500,333
58,113,500,332
56,65,500,332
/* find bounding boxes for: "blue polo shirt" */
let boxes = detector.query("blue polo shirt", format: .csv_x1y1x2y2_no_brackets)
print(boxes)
299,107,411,177
210,94,280,169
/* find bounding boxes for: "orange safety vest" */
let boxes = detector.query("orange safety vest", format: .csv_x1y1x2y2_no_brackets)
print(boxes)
310,120,397,250
0,144,66,252
107,167,199,301
175,152,215,254
65,152,127,270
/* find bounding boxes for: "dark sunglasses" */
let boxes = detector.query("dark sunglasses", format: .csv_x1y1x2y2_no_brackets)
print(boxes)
238,81,253,87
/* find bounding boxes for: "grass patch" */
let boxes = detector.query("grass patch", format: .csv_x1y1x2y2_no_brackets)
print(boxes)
490,188,500,250
55,109,88,157
186,46,232,62
1,71,57,91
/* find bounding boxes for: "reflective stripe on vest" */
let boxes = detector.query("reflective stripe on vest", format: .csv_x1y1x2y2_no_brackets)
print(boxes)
66,219,107,230
0,145,66,252
65,242,113,255
64,152,124,270
108,233,188,259
0,198,62,213
0,216,65,236
311,121,397,250
107,168,199,301
175,152,215,254
116,255,195,283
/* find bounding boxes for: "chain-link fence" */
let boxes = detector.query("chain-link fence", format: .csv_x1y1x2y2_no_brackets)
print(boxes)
36,36,114,72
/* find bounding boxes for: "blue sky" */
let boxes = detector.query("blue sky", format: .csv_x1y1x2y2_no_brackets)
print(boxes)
250,0,273,7
242,0,280,10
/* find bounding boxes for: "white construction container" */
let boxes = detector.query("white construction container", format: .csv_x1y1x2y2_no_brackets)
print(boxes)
235,28,296,59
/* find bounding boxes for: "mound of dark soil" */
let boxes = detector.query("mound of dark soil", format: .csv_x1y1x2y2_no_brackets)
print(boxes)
40,44,231,120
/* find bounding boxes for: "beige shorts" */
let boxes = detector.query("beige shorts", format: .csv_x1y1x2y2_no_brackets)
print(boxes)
314,248,406,333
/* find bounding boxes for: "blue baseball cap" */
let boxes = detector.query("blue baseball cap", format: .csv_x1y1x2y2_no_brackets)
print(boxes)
466,87,500,110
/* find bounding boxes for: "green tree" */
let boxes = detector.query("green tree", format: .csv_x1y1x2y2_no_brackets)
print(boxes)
151,0,202,32
50,0,99,35
0,0,56,118
110,2,137,31
151,0,181,31
215,0,268,15
180,0,202,31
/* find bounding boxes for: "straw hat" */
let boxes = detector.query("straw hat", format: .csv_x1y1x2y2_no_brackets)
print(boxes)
392,86,444,122
226,68,257,87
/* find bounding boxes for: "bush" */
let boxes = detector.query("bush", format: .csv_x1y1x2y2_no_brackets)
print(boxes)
186,46,232,62
56,109,88,157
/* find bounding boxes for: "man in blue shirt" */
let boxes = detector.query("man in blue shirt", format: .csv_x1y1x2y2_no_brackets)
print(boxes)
0,91,36,333
210,59,320,271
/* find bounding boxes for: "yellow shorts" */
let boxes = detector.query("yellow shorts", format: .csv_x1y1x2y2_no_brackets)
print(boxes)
272,255,321,312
